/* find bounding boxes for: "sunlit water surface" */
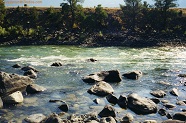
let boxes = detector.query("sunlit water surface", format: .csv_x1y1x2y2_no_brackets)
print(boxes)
0,45,186,122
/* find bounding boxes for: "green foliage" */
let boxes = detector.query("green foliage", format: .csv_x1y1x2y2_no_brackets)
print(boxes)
0,26,8,36
95,4,108,28
0,0,6,25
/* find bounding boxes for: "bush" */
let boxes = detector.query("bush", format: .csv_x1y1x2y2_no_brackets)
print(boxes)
0,26,8,36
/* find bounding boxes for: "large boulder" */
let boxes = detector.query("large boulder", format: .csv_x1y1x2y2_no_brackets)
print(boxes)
24,113,46,123
173,112,186,121
88,81,114,96
98,105,116,117
2,91,23,104
127,93,157,114
0,71,33,96
82,70,122,83
122,70,142,80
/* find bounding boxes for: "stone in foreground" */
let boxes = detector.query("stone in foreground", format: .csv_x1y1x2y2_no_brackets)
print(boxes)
2,91,23,104
26,84,46,94
24,113,46,123
127,93,157,114
98,105,116,117
173,112,186,121
150,90,166,98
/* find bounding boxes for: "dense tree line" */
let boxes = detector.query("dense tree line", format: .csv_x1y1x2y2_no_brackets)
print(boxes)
0,0,185,45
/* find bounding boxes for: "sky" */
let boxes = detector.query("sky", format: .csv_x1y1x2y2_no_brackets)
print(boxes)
5,0,186,8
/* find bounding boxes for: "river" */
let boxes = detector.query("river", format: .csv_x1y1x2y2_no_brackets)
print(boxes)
0,45,186,122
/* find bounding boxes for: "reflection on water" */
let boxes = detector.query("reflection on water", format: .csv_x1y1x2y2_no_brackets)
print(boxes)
0,46,186,122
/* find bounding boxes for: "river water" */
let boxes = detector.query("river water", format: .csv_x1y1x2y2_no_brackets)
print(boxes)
0,45,186,122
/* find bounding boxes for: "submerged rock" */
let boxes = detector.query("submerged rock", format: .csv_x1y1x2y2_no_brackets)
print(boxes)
2,91,23,104
26,84,46,94
51,62,63,67
88,81,114,96
21,66,39,72
0,71,33,95
122,70,142,80
24,69,37,79
87,58,98,62
98,105,116,117
150,90,166,98
127,93,157,114
12,64,21,68
83,70,122,83
24,113,46,123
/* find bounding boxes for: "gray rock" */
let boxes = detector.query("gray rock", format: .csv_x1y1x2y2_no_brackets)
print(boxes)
21,66,39,72
161,100,169,103
106,94,118,105
121,113,134,123
122,70,142,80
150,98,160,104
24,69,37,79
100,116,116,123
117,95,127,108
173,112,186,121
12,64,21,68
178,74,186,77
176,101,186,106
58,102,69,112
158,108,167,116
164,103,176,109
83,70,122,83
150,90,166,98
51,62,63,67
127,93,157,114
98,105,116,117
170,88,179,96
88,81,114,96
162,120,185,123
87,58,97,62
26,84,46,94
143,120,157,123
24,113,46,123
44,113,62,123
0,71,33,95
2,91,23,104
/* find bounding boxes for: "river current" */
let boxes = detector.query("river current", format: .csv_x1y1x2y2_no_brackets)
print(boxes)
0,45,186,122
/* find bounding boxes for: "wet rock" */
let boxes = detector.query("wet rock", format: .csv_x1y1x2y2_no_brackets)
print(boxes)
150,98,160,104
24,69,37,79
93,98,101,104
26,84,46,94
88,81,114,96
44,113,62,123
58,102,69,112
176,101,186,106
51,62,63,67
0,71,33,95
0,98,3,108
24,113,46,123
162,120,185,123
98,105,116,117
127,93,157,114
12,64,21,68
143,120,157,123
166,113,172,119
158,108,167,116
164,103,176,109
161,100,169,103
83,70,122,83
170,88,179,96
87,58,97,62
121,113,134,123
173,112,186,121
106,94,118,105
178,74,186,77
2,91,23,104
21,66,39,72
117,95,127,108
150,90,166,98
100,116,116,123
122,70,142,80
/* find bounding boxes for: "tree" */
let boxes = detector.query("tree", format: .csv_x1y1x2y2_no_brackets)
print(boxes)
121,0,142,31
0,0,5,25
154,0,178,30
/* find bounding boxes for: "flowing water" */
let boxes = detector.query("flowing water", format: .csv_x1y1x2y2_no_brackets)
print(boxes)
0,45,186,122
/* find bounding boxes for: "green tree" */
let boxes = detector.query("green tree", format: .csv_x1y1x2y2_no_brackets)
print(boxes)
95,4,108,28
121,0,142,31
0,0,5,25
154,0,178,30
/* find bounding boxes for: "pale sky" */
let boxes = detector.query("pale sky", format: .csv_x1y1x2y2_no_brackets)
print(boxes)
5,0,186,8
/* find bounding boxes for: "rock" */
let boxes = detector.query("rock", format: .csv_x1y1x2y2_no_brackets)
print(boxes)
121,113,134,123
87,58,97,62
161,100,169,103
176,101,186,106
44,113,62,123
143,120,157,123
21,66,38,72
0,71,33,95
158,108,167,116
117,95,127,108
24,69,37,79
69,112,99,122
164,103,176,109
51,62,63,67
127,93,157,114
166,113,172,119
170,88,179,96
162,120,185,123
88,81,114,96
2,91,23,104
0,97,3,108
98,105,116,117
150,98,160,104
58,102,69,112
24,113,46,123
173,112,186,121
83,70,122,83
178,74,186,77
122,70,142,80
150,90,166,98
100,116,116,123
26,84,46,94
93,98,101,104
12,64,21,68
106,94,118,105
